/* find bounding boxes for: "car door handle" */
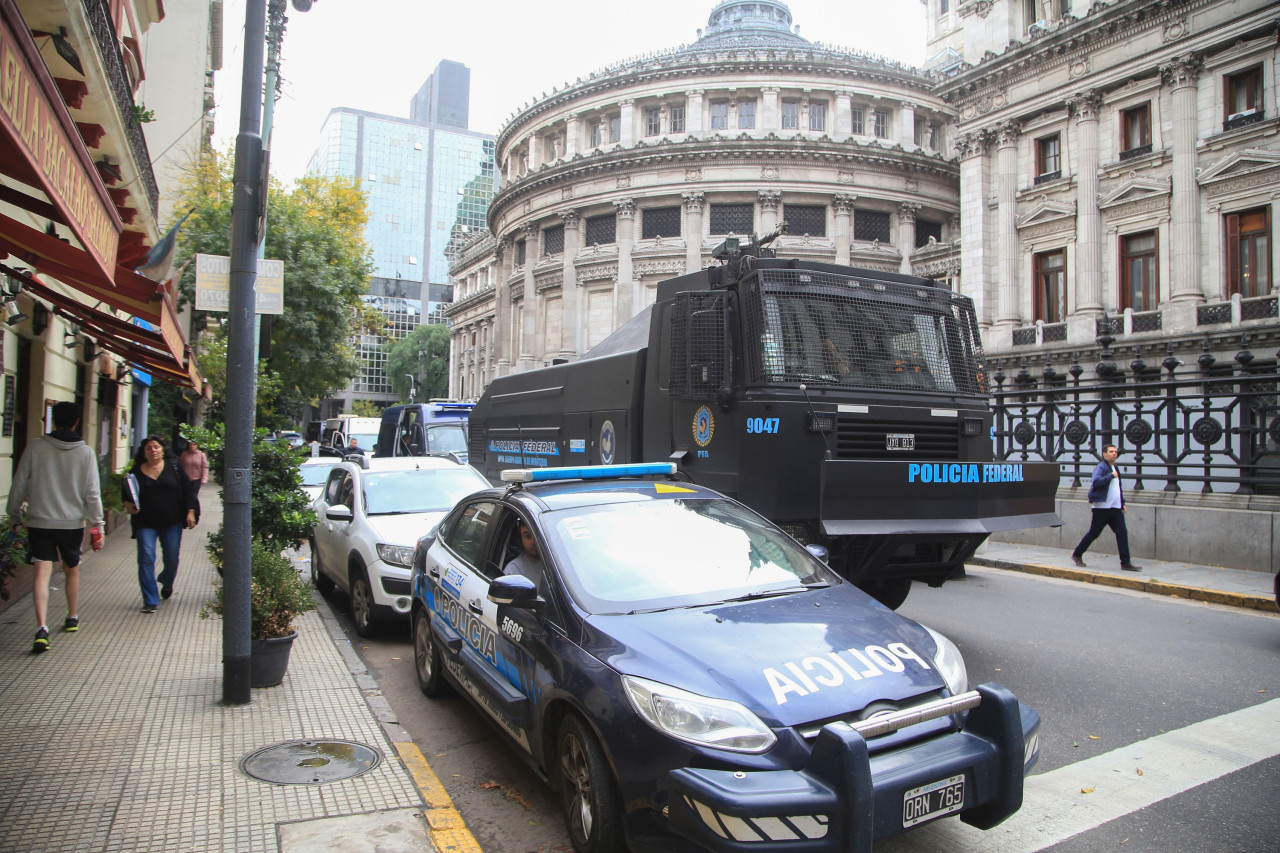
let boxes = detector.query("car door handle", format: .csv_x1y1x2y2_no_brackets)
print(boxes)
428,565,440,578
468,599,484,615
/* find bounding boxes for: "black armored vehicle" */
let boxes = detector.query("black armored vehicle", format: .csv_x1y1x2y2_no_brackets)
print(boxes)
468,230,1060,608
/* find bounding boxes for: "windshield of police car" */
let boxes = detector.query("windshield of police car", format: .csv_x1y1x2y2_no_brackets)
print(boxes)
540,497,837,614
362,468,486,515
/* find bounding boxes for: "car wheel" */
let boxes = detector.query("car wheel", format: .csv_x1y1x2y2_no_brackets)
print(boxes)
557,715,624,853
310,538,335,596
413,610,449,697
862,578,912,610
350,569,384,638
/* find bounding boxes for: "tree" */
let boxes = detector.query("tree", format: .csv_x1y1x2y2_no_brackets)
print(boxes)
169,151,378,424
386,324,451,401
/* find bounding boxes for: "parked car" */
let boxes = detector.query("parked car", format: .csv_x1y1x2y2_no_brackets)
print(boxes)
311,455,489,636
298,456,335,503
410,463,1041,853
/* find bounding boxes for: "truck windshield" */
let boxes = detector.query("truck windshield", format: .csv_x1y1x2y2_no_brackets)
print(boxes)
744,269,985,396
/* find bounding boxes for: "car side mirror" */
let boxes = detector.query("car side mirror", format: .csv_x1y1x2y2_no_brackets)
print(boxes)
326,505,353,522
488,575,541,610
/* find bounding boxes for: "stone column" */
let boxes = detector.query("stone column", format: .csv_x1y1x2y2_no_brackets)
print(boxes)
835,91,852,141
759,190,781,235
762,87,779,131
956,130,995,328
494,237,512,376
519,223,538,370
833,194,855,265
682,192,705,273
619,99,635,146
995,120,1022,329
901,102,917,149
527,134,542,171
898,202,920,275
615,198,636,326
686,90,705,134
566,114,582,158
1068,90,1104,314
1161,54,1205,303
561,209,581,359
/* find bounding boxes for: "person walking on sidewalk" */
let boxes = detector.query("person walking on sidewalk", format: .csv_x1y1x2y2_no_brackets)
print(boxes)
1072,444,1142,572
5,401,105,652
180,439,209,521
123,436,198,612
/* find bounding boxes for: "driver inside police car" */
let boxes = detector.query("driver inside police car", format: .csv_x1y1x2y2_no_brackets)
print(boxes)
504,523,543,584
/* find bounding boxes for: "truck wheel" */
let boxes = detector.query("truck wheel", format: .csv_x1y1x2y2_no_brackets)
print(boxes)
863,578,912,610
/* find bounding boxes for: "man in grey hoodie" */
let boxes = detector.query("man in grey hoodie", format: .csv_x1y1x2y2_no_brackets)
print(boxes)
7,401,105,652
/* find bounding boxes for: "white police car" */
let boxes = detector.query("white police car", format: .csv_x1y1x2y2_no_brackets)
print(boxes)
410,463,1040,853
310,454,488,636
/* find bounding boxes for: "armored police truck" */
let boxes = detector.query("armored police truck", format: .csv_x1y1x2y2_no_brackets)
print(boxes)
468,230,1060,608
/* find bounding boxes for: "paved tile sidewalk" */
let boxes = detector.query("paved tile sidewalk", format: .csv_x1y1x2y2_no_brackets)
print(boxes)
0,503,431,853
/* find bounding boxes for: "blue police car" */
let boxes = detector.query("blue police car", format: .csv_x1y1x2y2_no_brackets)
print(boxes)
410,463,1040,853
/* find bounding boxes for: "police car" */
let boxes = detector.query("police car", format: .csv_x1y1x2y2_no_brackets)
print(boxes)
410,464,1040,853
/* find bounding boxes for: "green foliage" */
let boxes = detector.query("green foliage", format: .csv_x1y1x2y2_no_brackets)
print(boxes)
0,514,27,602
350,399,382,418
102,472,127,514
128,103,155,126
200,536,315,639
386,323,451,401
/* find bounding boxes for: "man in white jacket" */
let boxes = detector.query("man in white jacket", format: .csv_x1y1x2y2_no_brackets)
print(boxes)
7,401,105,652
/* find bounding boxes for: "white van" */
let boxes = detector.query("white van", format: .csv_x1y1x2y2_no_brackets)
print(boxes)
320,416,382,454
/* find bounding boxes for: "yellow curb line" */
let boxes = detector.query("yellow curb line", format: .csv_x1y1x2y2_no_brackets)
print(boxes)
394,741,484,853
974,559,1279,614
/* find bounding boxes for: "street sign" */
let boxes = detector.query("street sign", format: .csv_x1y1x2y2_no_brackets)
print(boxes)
194,253,284,315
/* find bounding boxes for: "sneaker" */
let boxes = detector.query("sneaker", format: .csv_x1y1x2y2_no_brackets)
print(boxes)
33,627,50,653
161,585,173,600
63,617,79,633
141,605,157,614
1071,555,1087,568
1121,563,1143,572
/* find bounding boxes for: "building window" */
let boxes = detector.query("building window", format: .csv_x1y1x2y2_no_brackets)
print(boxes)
784,204,826,237
738,99,756,129
928,123,940,150
609,116,620,143
940,0,949,12
781,100,800,130
710,101,729,130
543,224,564,256
590,123,603,148
1120,104,1151,159
709,203,755,235
915,219,943,248
1225,66,1264,130
809,101,827,132
645,108,661,137
914,116,926,146
853,209,892,243
1034,249,1067,323
641,206,682,240
1121,231,1158,311
1035,134,1061,182
851,107,865,135
872,110,889,138
670,105,686,133
584,214,616,246
515,239,526,266
1226,207,1271,299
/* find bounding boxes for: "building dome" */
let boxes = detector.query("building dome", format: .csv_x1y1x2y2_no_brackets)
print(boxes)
698,1,807,47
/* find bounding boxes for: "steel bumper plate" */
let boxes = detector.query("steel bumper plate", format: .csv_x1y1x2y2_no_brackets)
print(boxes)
667,683,1040,853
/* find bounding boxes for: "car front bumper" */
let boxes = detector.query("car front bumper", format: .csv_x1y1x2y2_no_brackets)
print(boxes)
667,683,1039,852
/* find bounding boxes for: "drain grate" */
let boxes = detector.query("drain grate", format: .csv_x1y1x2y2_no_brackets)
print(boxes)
240,739,383,785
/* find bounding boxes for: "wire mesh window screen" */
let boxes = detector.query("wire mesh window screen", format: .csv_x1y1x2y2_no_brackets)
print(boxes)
585,214,616,246
709,203,755,235
784,205,826,237
739,269,984,396
515,240,526,265
668,291,729,400
641,207,682,239
915,219,943,247
853,210,892,243
543,225,564,256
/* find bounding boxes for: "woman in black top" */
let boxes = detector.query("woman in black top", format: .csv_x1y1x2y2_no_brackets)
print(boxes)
123,436,198,612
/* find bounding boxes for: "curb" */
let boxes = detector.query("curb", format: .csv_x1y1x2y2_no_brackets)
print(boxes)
395,742,485,853
969,557,1280,614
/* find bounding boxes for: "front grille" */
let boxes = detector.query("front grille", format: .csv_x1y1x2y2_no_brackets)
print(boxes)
796,690,949,742
835,417,959,460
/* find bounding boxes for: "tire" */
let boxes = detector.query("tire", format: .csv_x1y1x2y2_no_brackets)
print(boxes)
557,715,625,853
310,538,335,596
350,568,388,638
862,578,912,610
412,609,449,697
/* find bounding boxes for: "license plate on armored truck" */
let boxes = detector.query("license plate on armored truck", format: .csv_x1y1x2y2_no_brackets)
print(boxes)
902,774,965,827
886,433,916,451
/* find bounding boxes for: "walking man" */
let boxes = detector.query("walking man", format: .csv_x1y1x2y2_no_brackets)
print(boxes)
1072,444,1141,572
6,401,105,652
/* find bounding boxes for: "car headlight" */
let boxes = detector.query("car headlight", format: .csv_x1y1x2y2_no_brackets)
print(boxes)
924,626,968,696
622,675,777,754
376,543,415,568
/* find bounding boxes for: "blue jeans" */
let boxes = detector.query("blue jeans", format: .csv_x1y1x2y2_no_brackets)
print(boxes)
137,524,184,606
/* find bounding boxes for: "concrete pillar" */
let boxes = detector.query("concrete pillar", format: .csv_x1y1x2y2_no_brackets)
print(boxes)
833,194,855,265
527,134,542,171
898,202,920,275
1161,54,1205,303
615,198,636,326
1068,90,1104,314
619,99,635,147
686,89,704,134
566,114,582,158
956,130,994,328
494,238,512,376
901,102,917,149
835,91,852,141
761,87,779,131
995,120,1022,329
561,209,580,359
519,223,538,370
759,190,780,235
683,192,705,273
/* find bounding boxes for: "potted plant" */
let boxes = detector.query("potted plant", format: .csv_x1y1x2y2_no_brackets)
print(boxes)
0,513,27,605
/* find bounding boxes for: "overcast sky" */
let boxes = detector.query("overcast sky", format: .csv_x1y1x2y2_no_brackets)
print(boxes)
212,0,928,184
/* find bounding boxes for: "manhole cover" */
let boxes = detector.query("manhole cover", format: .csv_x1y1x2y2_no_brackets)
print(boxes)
241,739,383,785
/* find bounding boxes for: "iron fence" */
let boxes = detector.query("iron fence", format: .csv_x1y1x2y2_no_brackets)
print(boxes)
991,332,1280,496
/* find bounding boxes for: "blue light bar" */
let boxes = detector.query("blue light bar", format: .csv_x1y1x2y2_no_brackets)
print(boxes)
501,463,678,484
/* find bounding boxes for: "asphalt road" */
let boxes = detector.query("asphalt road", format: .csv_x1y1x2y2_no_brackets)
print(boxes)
329,566,1280,853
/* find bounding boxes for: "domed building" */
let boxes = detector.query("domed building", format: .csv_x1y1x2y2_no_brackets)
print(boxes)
446,1,961,399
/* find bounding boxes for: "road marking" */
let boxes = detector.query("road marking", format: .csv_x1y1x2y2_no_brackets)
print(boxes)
395,741,485,853
876,698,1280,852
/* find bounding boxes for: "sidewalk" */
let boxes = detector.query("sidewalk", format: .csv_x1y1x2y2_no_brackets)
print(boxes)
0,502,471,853
972,539,1279,613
